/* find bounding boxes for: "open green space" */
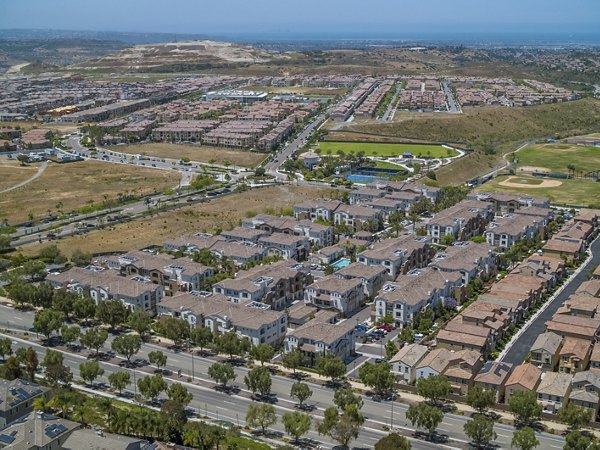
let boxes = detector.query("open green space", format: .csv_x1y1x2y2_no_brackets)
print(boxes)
373,160,407,170
476,175,600,207
316,141,457,158
345,98,600,185
515,143,600,175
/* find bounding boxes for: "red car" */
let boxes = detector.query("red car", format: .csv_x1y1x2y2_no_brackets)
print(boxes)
377,324,393,332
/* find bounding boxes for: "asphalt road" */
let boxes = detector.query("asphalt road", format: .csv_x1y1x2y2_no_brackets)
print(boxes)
501,237,600,365
380,84,402,121
0,304,566,449
441,80,461,113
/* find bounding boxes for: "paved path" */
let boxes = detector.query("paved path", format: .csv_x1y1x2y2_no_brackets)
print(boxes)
501,235,600,365
0,160,48,194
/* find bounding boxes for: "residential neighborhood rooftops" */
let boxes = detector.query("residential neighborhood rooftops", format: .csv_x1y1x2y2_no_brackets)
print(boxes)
505,363,542,390
390,343,428,366
530,331,563,355
474,361,514,386
537,371,573,397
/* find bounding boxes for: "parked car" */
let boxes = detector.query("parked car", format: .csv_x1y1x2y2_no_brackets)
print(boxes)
377,324,393,332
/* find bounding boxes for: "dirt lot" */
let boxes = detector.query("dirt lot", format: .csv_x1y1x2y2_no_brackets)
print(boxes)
0,121,79,134
0,160,180,224
0,158,38,191
116,143,266,168
18,184,334,256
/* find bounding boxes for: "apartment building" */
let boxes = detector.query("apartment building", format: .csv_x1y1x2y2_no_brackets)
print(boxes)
212,260,312,310
426,200,494,243
304,275,365,316
375,267,463,327
284,320,355,365
258,233,311,261
46,266,164,314
358,235,434,278
430,241,496,285
159,292,287,347
335,262,387,299
0,380,50,427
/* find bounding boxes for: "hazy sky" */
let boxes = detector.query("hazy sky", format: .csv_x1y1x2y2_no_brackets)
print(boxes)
2,0,599,37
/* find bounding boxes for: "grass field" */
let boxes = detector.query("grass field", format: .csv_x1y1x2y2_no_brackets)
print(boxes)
18,185,333,256
0,160,180,224
116,143,266,168
374,160,407,170
316,141,457,158
344,98,600,185
477,175,600,207
0,158,38,191
514,143,600,175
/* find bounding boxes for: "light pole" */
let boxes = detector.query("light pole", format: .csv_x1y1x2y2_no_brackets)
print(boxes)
187,338,195,381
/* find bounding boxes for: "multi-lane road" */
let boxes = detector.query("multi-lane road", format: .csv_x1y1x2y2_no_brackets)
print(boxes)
0,304,566,450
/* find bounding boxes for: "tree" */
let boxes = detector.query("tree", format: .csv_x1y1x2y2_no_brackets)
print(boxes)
190,326,213,354
111,334,142,364
290,382,312,408
137,374,167,403
207,362,236,388
375,433,411,450
282,349,304,374
416,375,451,406
214,331,242,359
148,350,167,372
33,309,65,341
385,340,398,360
183,422,226,449
0,234,12,251
509,390,542,426
558,403,593,431
51,289,77,320
466,385,496,415
246,403,277,435
71,248,92,267
245,366,272,398
96,299,129,330
315,354,346,383
282,411,311,444
2,356,22,380
333,388,363,412
0,338,12,361
318,405,364,449
73,296,96,323
127,309,152,340
251,343,275,366
563,430,598,450
359,362,395,397
23,347,38,381
463,414,497,448
156,315,190,348
511,427,539,450
80,327,109,355
108,371,130,395
79,360,104,386
42,349,72,387
406,403,443,438
254,167,266,177
60,325,80,347
167,383,192,407
161,399,187,442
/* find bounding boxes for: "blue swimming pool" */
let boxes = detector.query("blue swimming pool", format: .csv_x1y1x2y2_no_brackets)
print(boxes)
332,258,351,269
346,174,382,183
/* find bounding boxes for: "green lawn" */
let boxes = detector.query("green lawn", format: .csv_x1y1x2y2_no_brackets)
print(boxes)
374,160,407,170
316,141,457,158
515,143,600,175
477,175,600,207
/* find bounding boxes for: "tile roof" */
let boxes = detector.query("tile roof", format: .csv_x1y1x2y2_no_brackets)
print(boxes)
505,363,542,390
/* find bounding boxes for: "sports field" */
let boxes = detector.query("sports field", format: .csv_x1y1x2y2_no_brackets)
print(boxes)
316,141,457,158
514,143,600,175
477,175,599,207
